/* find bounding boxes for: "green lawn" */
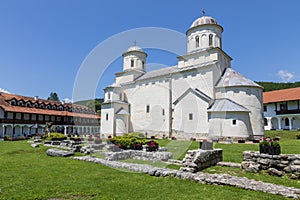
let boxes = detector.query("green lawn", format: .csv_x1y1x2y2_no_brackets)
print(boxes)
0,140,289,200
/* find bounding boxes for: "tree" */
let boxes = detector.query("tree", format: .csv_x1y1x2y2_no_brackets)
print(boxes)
47,92,59,101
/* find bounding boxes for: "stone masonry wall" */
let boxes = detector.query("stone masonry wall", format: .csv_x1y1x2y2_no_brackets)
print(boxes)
103,150,173,162
73,156,300,198
242,151,300,178
180,149,222,173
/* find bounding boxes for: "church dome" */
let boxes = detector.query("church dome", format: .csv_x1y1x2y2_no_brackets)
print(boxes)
124,45,146,54
190,16,218,28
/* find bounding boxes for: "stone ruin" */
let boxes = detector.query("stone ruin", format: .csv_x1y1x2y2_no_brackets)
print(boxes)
242,151,300,179
180,141,222,173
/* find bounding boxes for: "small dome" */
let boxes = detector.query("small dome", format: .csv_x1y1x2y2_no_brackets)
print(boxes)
124,45,145,54
190,16,218,28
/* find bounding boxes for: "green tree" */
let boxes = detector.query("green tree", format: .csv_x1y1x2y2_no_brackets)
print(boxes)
47,92,59,101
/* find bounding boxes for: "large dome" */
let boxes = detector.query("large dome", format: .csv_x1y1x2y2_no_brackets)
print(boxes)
190,16,218,28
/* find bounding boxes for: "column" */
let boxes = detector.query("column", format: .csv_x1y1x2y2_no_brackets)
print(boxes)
64,125,67,135
288,117,293,130
2,124,5,138
267,117,272,130
277,117,281,130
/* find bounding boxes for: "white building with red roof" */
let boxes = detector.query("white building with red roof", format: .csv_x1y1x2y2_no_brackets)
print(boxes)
263,87,300,130
100,13,264,141
0,92,100,138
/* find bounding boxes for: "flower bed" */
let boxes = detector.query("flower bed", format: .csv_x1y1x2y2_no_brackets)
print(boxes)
259,137,280,155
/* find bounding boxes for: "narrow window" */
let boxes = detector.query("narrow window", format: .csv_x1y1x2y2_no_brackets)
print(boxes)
232,119,237,125
263,106,267,112
119,93,122,100
189,113,193,120
209,34,213,46
131,59,134,67
142,61,145,69
162,109,165,116
146,105,150,113
108,92,111,100
106,113,108,121
195,36,199,48
128,104,131,113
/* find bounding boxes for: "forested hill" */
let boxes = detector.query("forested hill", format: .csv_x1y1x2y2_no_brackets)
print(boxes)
74,98,104,115
255,81,300,92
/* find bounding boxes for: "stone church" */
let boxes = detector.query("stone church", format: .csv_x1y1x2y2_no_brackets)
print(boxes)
101,14,264,140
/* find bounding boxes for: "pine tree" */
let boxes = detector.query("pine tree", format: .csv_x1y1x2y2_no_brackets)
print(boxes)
47,92,59,101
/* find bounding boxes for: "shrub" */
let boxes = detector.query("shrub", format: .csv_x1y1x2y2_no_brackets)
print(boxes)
128,132,145,138
46,132,67,141
296,134,300,139
110,134,146,150
146,140,159,152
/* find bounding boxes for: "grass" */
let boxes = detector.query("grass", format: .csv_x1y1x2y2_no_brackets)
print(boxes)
0,140,289,200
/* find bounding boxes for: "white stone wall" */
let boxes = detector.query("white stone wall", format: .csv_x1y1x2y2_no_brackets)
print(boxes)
215,87,264,137
100,106,115,136
208,112,250,138
173,91,209,135
186,25,222,53
123,52,146,72
125,78,170,135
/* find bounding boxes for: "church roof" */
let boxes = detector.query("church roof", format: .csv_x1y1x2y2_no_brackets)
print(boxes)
135,61,217,82
173,88,212,105
190,16,218,28
116,108,129,115
263,87,300,104
208,98,249,112
122,44,147,56
216,68,262,88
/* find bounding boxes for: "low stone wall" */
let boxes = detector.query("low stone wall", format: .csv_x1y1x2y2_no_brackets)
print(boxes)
103,150,173,162
46,148,74,157
73,156,300,199
242,151,300,178
180,149,222,172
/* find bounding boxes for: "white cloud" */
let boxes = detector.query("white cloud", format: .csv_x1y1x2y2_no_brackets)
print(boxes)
277,70,295,82
0,88,10,93
62,97,73,103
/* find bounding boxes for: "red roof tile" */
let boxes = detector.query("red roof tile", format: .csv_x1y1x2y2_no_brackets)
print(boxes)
0,92,100,119
263,87,300,104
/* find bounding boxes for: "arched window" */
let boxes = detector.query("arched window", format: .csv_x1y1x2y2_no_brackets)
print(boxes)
106,113,108,121
10,100,16,106
195,36,199,48
285,118,289,126
209,34,213,46
25,102,32,107
131,59,134,67
17,101,24,106
142,61,145,69
264,118,268,126
108,92,111,100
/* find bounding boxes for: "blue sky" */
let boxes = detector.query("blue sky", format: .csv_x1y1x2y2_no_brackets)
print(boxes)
0,0,300,101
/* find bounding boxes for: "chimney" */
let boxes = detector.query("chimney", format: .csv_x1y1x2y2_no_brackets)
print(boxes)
34,96,38,101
